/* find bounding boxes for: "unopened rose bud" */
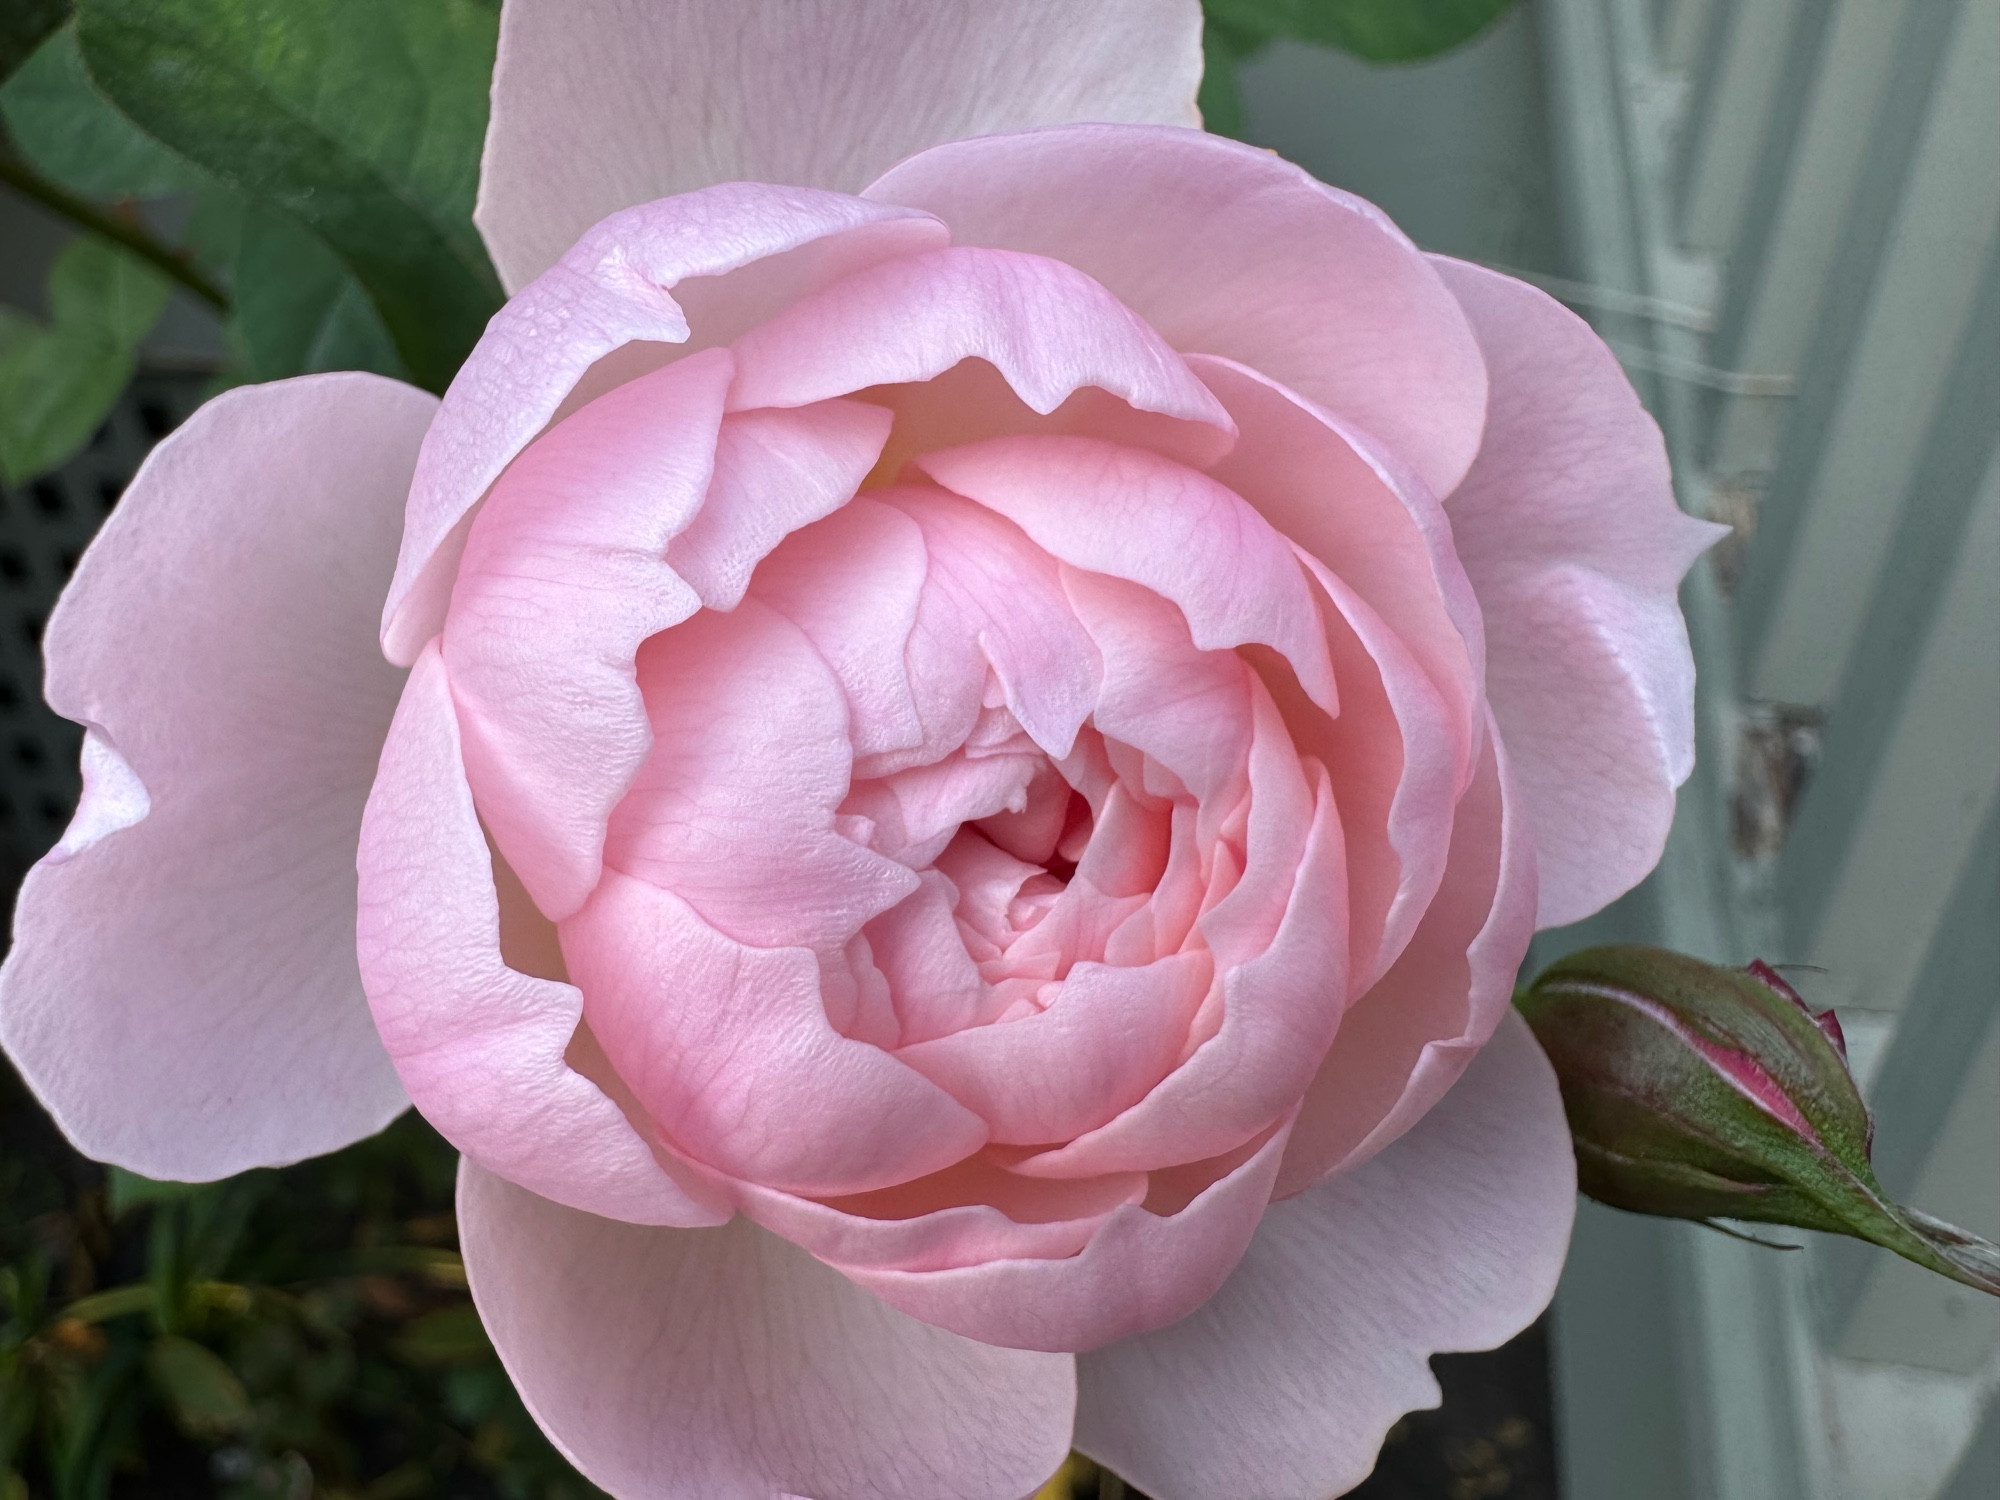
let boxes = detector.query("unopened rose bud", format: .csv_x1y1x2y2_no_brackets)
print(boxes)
1516,944,2000,1296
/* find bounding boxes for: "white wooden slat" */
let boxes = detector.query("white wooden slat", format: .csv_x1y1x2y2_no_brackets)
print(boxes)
1657,0,1721,70
1836,1010,2000,1374
1750,0,2000,703
1675,0,1804,254
1805,446,2000,1012
1707,0,1919,476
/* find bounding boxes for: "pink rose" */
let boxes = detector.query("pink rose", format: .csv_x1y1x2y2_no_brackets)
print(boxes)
0,3,1721,1496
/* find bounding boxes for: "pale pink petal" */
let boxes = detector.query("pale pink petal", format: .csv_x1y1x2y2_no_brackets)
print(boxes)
1431,258,1724,927
729,247,1232,434
1015,732,1342,1178
750,497,933,764
477,0,1203,291
357,647,724,1225
611,601,917,951
737,1156,1148,1272
1283,558,1461,989
916,435,1337,712
846,1120,1294,1351
1075,1011,1575,1500
562,871,986,1198
442,349,728,920
458,1161,1075,1500
0,376,429,1179
1275,709,1537,1197
384,186,947,660
897,952,1212,1145
866,356,1237,478
886,485,1105,764
867,125,1488,499
667,399,893,611
1191,353,1483,779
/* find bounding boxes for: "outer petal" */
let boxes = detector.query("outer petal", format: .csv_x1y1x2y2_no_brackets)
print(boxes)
384,186,947,661
1431,258,1724,927
846,1120,1295,1352
476,0,1204,291
0,376,429,1179
867,125,1489,500
357,647,724,1227
1274,709,1537,1197
458,1161,1075,1500
1074,1011,1575,1500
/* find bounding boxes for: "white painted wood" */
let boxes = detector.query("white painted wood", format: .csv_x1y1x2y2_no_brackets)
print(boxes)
1709,0,1918,476
1837,1012,2000,1374
1658,0,1720,69
1676,0,1802,254
1751,0,2000,703
1805,448,2000,1012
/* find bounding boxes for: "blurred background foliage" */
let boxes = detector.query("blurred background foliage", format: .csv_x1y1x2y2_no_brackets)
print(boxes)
0,1,1524,1495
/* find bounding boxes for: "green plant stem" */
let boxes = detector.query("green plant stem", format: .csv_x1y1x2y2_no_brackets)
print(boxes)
0,144,228,313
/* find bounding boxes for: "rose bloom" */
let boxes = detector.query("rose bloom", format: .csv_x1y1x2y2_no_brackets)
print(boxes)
0,3,1721,1496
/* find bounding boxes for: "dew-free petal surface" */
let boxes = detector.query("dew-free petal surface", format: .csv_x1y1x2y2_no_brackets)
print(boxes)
459,1162,1075,1500
729,246,1230,432
1275,710,1536,1196
847,1120,1294,1351
358,648,725,1227
384,186,946,659
1432,258,1723,928
1075,1011,1574,1500
0,377,431,1180
444,349,730,921
476,0,1203,291
868,125,1488,499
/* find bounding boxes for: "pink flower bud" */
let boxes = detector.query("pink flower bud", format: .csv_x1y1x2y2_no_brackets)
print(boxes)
1516,945,1999,1296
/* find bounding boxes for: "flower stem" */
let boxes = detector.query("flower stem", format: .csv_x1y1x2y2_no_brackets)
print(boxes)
0,143,229,314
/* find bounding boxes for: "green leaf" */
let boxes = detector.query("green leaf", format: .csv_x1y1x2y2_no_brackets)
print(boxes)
145,1335,251,1437
106,1166,200,1218
391,1303,492,1368
0,235,168,483
59,1286,156,1325
1204,0,1520,63
1198,15,1263,140
74,0,503,393
0,0,67,90
0,23,203,198
233,205,401,382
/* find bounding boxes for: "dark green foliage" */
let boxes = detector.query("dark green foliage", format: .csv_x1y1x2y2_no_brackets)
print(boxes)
1197,0,1520,136
72,0,502,393
1203,0,1520,63
0,0,69,89
1,1058,601,1499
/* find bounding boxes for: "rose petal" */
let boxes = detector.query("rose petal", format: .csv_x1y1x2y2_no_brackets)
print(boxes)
916,435,1337,713
562,870,986,1198
1074,1011,1575,1500
476,0,1203,291
737,1156,1149,1273
443,349,729,921
1191,353,1483,783
897,951,1212,1145
357,647,724,1226
1430,258,1724,927
729,246,1231,435
867,124,1488,499
458,1161,1075,1500
1275,708,1537,1196
667,398,893,611
608,599,918,953
384,186,947,661
0,376,429,1179
845,1119,1295,1351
